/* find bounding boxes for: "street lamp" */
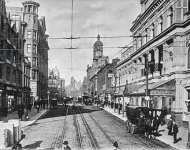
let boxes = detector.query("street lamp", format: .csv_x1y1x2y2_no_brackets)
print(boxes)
114,74,117,112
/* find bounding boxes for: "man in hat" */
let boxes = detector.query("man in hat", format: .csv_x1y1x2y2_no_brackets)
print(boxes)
113,141,120,150
63,141,71,150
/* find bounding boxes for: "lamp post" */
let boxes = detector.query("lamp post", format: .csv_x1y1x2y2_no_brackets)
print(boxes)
114,74,117,112
47,90,50,109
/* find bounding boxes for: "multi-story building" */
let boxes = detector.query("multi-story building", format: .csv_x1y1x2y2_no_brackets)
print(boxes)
48,67,65,101
7,6,31,111
7,0,49,103
81,76,88,96
97,59,119,103
22,1,40,101
87,34,109,97
117,0,190,117
38,17,49,101
66,77,82,97
0,0,24,116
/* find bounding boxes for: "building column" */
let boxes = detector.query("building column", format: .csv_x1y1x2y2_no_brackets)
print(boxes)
174,79,184,112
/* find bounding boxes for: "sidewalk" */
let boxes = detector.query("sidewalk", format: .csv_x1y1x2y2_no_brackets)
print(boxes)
1,108,48,128
103,106,189,150
21,109,48,128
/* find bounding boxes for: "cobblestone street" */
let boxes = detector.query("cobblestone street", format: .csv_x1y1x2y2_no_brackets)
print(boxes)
20,105,174,150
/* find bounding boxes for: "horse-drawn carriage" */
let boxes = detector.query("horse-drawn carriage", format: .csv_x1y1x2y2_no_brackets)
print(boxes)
125,105,167,135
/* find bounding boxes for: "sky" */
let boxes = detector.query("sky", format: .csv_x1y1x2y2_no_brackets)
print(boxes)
6,0,141,85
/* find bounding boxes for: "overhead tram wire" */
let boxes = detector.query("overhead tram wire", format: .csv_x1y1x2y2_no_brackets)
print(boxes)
64,0,76,74
47,35,148,40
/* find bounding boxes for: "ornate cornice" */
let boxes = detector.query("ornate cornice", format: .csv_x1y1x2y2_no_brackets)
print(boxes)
118,18,190,68
131,0,168,32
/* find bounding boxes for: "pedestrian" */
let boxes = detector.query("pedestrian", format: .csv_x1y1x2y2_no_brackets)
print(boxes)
36,103,40,113
113,141,120,150
152,115,159,135
167,117,173,135
17,104,24,121
63,141,71,150
145,117,152,138
173,121,182,143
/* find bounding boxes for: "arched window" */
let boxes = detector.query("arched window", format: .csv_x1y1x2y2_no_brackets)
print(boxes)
157,16,163,35
167,7,173,27
150,24,155,39
188,48,190,68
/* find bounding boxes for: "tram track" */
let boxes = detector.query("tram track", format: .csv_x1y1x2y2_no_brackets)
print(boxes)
74,106,99,150
88,113,114,144
73,108,83,149
50,105,69,149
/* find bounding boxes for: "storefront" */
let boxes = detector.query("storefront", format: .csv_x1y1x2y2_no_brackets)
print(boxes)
127,79,176,111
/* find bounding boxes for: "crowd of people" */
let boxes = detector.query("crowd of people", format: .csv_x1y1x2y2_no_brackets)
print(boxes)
16,100,47,121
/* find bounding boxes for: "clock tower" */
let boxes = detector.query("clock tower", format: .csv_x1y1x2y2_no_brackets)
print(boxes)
93,34,103,62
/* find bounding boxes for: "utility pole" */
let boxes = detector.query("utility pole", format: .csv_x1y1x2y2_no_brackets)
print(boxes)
114,74,117,112
145,54,150,107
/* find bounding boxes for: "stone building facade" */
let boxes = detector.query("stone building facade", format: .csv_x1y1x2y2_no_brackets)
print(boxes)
87,35,109,97
22,1,40,101
0,0,24,116
37,17,49,101
7,6,32,113
7,1,49,103
97,59,119,103
48,67,65,101
117,0,190,116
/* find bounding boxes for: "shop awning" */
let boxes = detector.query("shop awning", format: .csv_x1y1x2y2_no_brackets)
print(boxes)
125,79,175,97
